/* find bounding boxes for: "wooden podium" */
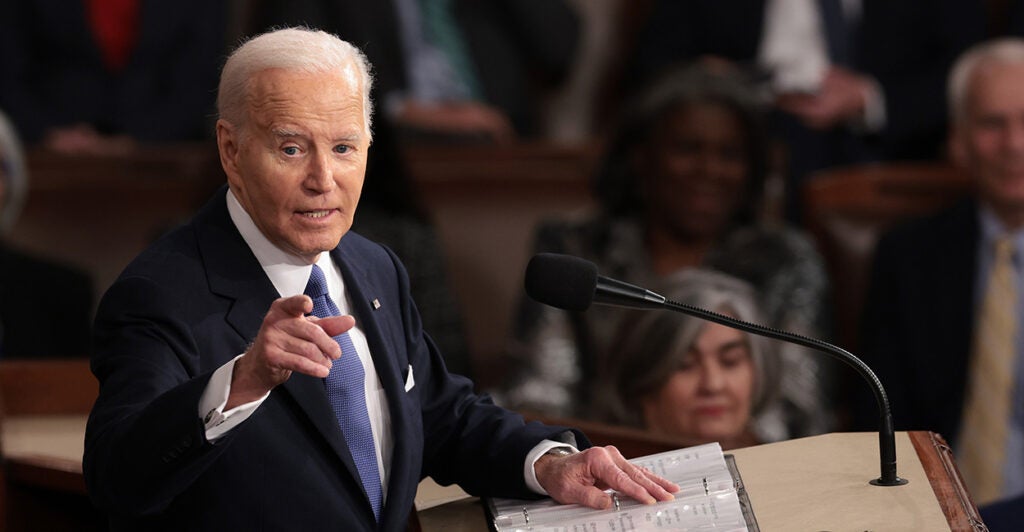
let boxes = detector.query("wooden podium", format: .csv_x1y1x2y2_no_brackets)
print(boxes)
416,431,985,531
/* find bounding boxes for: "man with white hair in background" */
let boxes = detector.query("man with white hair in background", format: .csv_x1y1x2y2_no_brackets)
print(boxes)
858,39,1024,515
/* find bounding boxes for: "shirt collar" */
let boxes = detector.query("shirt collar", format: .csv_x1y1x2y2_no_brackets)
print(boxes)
225,188,336,298
978,203,1024,258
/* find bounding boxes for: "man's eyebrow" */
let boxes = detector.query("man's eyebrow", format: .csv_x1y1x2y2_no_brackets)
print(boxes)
335,131,364,142
271,127,304,138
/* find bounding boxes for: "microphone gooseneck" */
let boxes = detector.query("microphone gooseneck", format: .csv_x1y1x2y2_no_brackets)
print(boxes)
524,253,907,487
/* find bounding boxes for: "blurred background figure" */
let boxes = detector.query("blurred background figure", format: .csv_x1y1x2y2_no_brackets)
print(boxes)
0,0,227,153
254,0,579,143
351,117,472,377
493,64,833,442
624,0,986,221
0,110,92,357
593,270,781,450
857,38,1024,508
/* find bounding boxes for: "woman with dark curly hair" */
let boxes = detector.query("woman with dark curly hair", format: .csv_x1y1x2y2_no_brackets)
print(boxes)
494,64,834,442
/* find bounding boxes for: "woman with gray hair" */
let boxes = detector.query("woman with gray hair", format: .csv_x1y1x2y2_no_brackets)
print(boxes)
592,269,782,449
0,109,92,358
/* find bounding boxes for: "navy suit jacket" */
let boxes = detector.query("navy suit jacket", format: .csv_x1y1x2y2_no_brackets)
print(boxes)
84,189,580,530
855,199,978,442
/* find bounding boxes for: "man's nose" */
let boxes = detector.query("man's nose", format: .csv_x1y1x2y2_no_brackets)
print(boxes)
305,150,336,192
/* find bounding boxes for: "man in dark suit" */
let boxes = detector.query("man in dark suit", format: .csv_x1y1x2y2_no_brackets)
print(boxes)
83,28,676,530
0,110,92,358
857,39,1024,507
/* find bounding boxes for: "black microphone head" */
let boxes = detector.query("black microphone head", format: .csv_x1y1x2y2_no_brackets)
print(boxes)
524,253,598,312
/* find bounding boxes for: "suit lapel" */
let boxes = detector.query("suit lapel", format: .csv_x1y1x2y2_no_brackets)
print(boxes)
333,243,418,527
193,190,367,499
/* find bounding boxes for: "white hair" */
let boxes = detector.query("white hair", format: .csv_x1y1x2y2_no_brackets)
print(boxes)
0,109,27,234
217,27,374,138
948,38,1024,125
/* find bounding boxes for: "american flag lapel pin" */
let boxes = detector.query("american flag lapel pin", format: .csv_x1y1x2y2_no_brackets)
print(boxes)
372,298,381,310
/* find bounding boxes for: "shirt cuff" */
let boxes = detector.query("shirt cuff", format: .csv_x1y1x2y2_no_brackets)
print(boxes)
198,354,271,441
524,438,579,495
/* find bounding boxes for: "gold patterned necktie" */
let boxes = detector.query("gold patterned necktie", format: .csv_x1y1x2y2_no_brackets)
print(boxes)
959,236,1017,505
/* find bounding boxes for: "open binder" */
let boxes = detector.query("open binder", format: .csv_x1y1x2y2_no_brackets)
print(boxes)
485,443,759,532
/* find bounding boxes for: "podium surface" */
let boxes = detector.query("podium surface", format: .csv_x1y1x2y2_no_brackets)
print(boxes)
415,431,983,531
731,431,976,531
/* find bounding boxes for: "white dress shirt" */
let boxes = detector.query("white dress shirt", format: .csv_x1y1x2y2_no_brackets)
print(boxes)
198,189,393,497
197,189,567,497
758,0,885,131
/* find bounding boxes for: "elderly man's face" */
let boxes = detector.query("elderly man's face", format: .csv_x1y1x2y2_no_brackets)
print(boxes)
218,65,369,262
953,61,1024,224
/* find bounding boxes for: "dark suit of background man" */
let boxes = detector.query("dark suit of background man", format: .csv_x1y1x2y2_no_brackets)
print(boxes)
83,27,677,530
0,110,92,358
857,39,1024,509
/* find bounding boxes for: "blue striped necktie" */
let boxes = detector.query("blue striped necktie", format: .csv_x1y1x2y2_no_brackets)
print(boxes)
304,264,383,521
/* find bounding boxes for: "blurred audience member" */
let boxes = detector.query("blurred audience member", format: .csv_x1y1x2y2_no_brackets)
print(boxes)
494,65,833,442
626,0,986,220
0,1,227,153
593,270,781,449
0,110,92,357
540,0,625,142
254,0,579,142
351,116,472,377
857,39,1024,506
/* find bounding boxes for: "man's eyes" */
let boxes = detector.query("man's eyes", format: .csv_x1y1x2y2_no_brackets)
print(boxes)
280,145,352,156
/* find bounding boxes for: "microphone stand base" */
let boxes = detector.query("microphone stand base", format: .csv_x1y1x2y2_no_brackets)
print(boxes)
869,477,909,487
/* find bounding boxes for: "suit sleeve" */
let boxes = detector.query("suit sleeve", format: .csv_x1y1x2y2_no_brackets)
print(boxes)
83,275,238,517
380,246,588,498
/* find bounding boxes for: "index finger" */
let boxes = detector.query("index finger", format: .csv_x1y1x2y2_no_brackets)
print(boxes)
273,294,314,318
315,314,356,338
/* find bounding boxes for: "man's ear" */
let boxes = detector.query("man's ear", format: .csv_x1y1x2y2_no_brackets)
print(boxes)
216,119,242,184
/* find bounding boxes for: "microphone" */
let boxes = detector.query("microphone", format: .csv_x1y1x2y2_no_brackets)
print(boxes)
524,253,666,311
524,253,907,487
